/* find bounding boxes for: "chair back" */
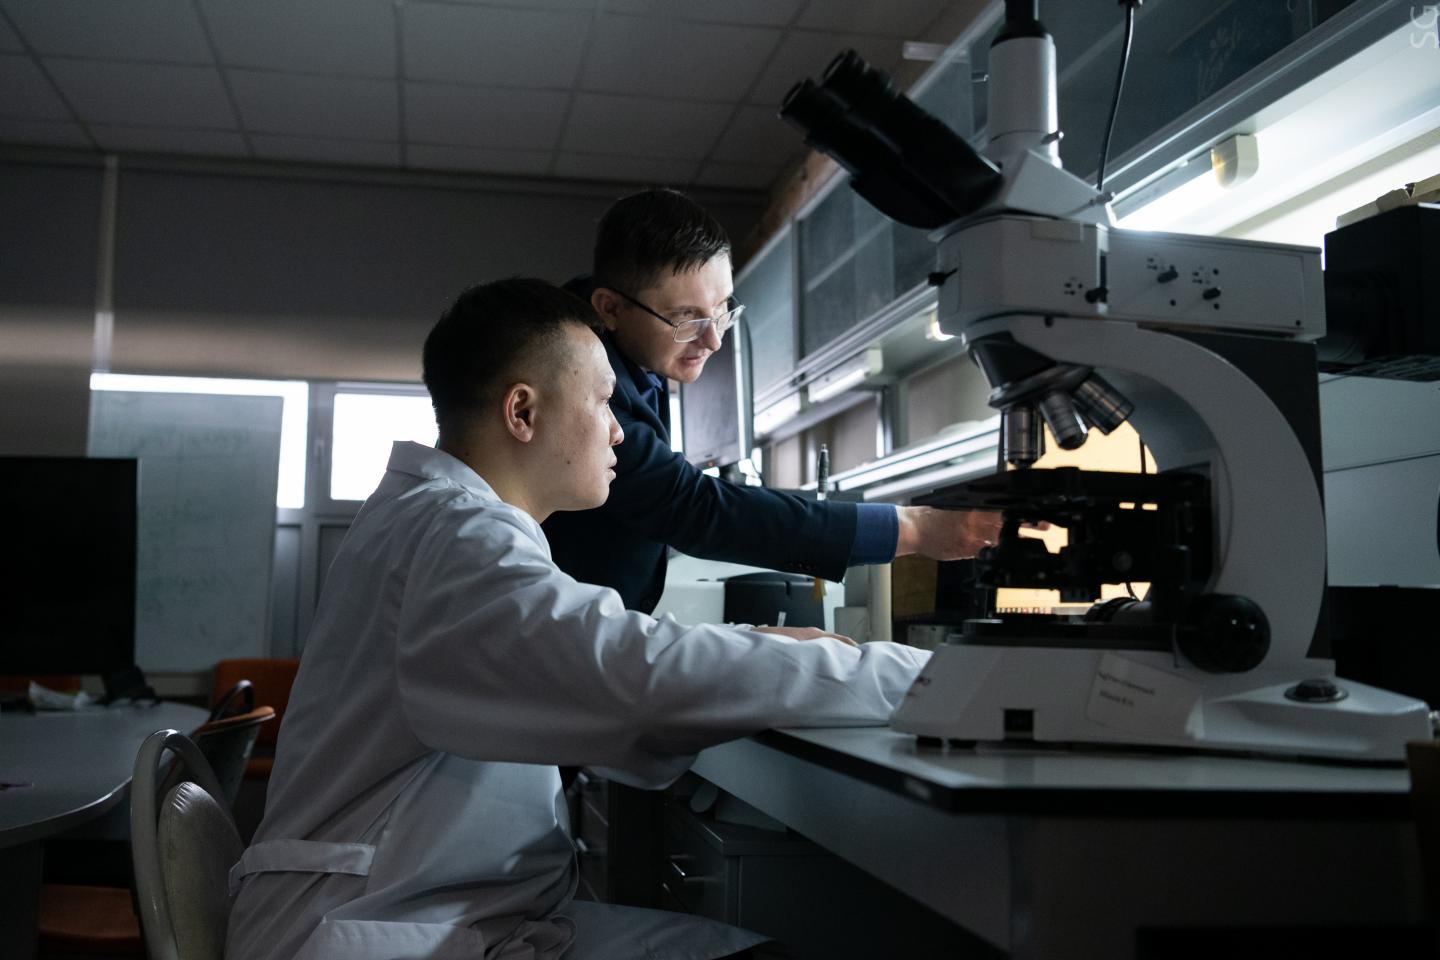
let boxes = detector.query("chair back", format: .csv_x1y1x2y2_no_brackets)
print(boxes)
211,659,299,751
208,678,254,722
164,707,275,807
131,729,244,960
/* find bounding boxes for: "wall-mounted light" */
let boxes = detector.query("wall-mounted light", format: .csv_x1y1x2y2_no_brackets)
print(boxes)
1114,133,1258,231
923,307,955,342
806,346,884,403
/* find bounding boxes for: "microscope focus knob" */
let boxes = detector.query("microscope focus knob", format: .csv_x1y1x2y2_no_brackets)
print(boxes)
1176,593,1270,673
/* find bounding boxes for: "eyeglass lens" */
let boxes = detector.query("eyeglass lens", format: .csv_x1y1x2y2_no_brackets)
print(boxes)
672,303,743,343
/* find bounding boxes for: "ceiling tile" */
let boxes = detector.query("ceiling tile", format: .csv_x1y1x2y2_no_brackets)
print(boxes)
693,160,782,190
199,0,396,78
406,143,553,177
46,59,235,128
403,4,590,88
89,124,248,157
711,104,800,165
405,82,568,151
229,70,397,140
796,0,950,38
251,134,400,167
0,14,24,52
551,151,698,185
581,14,779,102
562,92,731,160
2,0,211,63
0,116,91,148
439,0,596,8
601,0,804,27
749,31,901,107
0,53,70,119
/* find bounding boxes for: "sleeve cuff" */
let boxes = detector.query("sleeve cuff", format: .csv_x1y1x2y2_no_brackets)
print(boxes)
848,503,899,566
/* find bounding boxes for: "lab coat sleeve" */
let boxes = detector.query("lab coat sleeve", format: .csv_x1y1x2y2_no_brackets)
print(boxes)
394,503,927,787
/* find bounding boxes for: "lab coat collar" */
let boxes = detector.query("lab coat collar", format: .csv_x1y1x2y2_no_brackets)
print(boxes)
385,441,501,503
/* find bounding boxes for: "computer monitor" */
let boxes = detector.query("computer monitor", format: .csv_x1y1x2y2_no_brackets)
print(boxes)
0,456,138,676
679,320,754,469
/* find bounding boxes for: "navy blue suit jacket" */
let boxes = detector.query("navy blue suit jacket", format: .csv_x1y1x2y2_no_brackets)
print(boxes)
543,331,858,614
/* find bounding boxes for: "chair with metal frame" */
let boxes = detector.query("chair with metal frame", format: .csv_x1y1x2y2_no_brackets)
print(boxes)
130,728,244,960
36,701,273,956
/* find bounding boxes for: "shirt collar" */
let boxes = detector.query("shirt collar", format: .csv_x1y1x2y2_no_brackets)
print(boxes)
602,330,665,396
385,441,500,501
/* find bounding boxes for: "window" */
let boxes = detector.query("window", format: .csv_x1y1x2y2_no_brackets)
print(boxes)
326,387,436,502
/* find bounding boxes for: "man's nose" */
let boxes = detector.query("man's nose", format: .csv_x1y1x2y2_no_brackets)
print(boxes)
609,409,624,446
697,322,722,351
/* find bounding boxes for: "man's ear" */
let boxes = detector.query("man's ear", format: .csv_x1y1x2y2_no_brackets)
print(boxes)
591,288,621,332
501,382,538,443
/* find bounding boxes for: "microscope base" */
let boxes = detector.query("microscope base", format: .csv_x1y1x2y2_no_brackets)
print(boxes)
890,641,1431,762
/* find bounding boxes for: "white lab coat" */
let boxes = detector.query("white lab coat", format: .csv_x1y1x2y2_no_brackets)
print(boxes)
225,441,928,960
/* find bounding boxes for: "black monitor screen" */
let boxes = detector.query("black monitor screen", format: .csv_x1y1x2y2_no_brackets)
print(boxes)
680,323,754,469
0,457,138,676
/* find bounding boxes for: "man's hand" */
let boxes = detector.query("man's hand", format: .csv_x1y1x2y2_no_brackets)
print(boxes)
753,625,858,647
894,506,1003,561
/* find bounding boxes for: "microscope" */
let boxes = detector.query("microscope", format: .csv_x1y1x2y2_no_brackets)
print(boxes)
781,0,1432,760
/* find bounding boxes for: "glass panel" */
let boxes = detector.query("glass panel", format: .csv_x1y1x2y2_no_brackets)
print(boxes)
892,222,935,295
913,49,977,140
330,393,436,501
1043,0,1359,182
736,230,796,397
852,218,895,321
801,260,857,356
799,185,854,279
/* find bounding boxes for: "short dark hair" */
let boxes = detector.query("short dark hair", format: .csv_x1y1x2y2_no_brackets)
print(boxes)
593,188,731,294
422,278,600,437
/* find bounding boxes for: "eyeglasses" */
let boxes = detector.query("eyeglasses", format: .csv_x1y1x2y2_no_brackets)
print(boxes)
602,286,745,343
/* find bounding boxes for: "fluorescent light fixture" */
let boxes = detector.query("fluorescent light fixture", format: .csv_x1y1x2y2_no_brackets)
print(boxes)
806,347,883,404
923,308,954,342
833,419,999,491
754,392,803,437
864,455,996,502
1114,134,1257,232
90,373,308,510
1211,132,1259,188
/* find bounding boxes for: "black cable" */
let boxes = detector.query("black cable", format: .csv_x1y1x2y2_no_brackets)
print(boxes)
1096,1,1140,194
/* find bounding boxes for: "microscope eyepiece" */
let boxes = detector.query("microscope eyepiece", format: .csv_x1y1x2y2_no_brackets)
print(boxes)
820,48,892,109
777,49,1002,230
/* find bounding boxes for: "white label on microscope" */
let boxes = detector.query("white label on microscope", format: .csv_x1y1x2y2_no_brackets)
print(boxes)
1086,653,1205,739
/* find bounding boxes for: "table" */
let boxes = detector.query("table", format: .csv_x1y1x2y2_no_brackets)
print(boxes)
692,727,1424,959
0,701,208,960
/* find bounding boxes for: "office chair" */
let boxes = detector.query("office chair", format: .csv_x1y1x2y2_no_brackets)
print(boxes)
131,728,243,960
182,704,276,807
37,703,272,956
208,677,254,721
211,658,300,841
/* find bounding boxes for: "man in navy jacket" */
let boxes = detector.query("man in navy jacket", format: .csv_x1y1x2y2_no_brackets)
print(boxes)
544,189,997,615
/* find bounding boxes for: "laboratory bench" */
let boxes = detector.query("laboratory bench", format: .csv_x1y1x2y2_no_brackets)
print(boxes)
679,726,1429,959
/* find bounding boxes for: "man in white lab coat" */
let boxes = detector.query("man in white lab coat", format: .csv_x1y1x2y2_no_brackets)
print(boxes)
225,279,930,960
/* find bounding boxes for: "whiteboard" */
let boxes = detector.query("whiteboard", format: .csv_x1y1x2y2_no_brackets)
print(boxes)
88,392,282,671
